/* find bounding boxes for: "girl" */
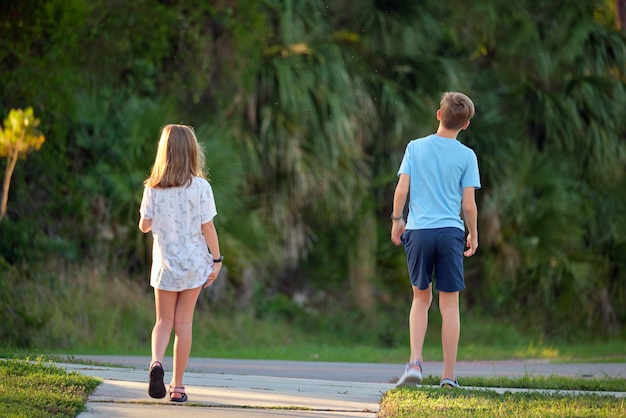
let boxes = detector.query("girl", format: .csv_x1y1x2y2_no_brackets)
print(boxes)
139,124,223,402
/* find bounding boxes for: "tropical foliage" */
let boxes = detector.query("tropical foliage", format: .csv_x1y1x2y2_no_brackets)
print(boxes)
0,0,625,348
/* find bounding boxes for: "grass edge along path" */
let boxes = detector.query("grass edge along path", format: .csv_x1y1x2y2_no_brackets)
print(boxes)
419,375,626,392
380,386,626,418
0,359,100,418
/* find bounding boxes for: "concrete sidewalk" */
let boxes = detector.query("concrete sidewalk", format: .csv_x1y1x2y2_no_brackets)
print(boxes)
63,360,626,418
64,363,387,417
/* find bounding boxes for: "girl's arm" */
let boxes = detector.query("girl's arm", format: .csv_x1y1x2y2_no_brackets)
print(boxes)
139,217,152,233
201,220,222,287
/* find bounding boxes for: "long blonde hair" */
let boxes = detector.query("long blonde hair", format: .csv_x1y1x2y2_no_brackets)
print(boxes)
144,124,205,188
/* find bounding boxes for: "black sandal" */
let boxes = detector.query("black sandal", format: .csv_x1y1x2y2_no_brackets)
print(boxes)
169,385,188,402
148,361,166,399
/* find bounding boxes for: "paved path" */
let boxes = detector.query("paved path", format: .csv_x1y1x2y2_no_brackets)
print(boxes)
71,355,626,382
64,356,626,418
65,361,384,418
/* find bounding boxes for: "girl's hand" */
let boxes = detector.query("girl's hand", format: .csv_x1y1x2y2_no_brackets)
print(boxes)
204,264,222,288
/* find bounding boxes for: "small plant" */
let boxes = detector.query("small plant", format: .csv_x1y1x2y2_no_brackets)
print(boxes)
0,107,45,221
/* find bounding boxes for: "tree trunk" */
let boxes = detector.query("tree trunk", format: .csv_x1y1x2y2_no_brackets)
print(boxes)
617,0,626,31
348,212,377,314
0,149,19,221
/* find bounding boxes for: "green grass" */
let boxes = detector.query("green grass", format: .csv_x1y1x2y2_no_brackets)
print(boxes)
25,295,625,364
418,375,626,392
5,262,625,364
380,387,626,418
27,314,626,365
37,311,626,364
0,359,100,418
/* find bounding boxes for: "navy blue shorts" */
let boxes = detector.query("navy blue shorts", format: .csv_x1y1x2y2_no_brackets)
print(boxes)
401,227,466,292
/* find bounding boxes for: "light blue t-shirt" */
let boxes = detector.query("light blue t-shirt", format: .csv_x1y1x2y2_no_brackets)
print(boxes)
398,134,480,231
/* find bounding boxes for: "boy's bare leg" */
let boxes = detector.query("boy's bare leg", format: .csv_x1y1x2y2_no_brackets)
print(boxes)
170,286,202,391
409,284,433,363
439,290,460,380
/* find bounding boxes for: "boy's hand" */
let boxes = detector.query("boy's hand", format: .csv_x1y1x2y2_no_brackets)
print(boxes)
464,233,478,257
391,219,405,246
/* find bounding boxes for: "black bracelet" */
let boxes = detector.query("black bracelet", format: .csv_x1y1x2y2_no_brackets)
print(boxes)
213,255,224,263
391,215,403,221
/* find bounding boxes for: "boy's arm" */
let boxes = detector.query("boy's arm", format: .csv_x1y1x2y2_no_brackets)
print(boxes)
461,187,478,257
391,174,410,246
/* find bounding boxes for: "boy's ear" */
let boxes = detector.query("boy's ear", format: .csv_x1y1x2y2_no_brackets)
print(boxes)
461,120,471,130
436,109,442,120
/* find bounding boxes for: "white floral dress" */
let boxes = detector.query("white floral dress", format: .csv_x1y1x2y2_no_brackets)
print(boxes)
139,177,217,291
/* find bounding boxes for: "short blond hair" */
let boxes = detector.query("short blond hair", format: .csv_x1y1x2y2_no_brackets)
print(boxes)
145,124,205,188
439,92,475,130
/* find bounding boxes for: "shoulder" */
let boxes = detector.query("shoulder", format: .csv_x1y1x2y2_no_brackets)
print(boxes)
414,134,432,143
458,145,479,168
455,141,477,155
406,135,431,149
192,176,214,193
192,176,211,187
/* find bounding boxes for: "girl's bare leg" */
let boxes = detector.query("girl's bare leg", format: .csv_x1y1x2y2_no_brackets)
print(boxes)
170,286,202,394
151,289,177,365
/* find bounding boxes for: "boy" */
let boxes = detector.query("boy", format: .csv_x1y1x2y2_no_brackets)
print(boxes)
391,92,480,388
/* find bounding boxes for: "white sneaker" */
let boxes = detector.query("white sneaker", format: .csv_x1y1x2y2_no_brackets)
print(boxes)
440,378,461,388
396,360,423,387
